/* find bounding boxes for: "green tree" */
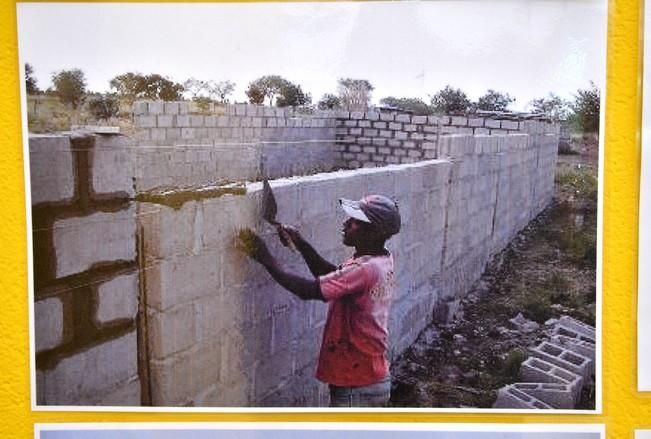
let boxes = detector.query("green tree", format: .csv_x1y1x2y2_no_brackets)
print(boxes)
245,75,309,107
246,84,266,105
87,93,120,120
51,68,86,109
475,89,515,112
245,75,288,106
317,93,341,110
25,63,40,95
569,82,600,133
110,72,184,103
379,96,432,115
430,85,471,114
529,93,569,121
337,78,374,111
276,82,311,107
184,78,236,104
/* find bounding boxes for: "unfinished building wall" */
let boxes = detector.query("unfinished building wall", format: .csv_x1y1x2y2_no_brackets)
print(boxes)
138,161,452,406
29,106,559,407
139,122,559,407
132,101,342,192
30,133,141,405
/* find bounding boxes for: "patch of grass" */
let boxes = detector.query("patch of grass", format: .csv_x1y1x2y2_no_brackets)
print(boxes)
502,348,528,381
236,228,258,256
557,226,597,268
522,292,553,323
555,167,598,202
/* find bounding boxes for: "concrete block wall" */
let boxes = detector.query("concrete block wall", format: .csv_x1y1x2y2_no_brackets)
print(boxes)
138,160,453,406
335,110,558,168
30,133,141,405
132,101,342,192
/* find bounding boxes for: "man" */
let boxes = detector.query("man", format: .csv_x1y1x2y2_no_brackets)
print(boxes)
239,194,401,407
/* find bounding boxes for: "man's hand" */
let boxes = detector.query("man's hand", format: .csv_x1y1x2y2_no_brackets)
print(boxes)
236,228,274,267
277,224,303,248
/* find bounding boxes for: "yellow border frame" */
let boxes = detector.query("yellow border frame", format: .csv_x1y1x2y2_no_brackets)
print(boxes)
0,0,641,437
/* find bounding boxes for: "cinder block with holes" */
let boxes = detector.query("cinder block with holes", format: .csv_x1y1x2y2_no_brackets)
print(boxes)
511,382,575,409
530,341,593,381
493,385,554,409
551,334,596,363
520,356,583,402
557,315,596,341
551,324,595,345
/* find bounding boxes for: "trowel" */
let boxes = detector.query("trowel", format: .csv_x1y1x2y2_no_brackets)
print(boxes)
261,179,296,250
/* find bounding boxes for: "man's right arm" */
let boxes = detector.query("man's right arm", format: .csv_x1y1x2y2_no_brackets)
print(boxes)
280,225,337,276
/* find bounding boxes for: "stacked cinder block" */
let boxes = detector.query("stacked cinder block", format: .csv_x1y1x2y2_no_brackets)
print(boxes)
30,133,140,405
139,159,453,406
133,101,341,191
335,111,555,169
493,316,596,409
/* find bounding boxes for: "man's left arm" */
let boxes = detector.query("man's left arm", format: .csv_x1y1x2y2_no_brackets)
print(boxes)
239,230,324,301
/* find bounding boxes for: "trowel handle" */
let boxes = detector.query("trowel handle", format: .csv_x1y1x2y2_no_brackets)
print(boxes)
275,223,297,251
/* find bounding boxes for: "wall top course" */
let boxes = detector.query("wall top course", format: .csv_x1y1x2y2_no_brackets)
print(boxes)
133,101,343,120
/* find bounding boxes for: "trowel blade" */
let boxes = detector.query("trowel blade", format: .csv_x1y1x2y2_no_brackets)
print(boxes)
261,179,279,224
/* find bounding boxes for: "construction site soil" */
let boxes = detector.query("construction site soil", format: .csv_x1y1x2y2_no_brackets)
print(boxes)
389,147,598,409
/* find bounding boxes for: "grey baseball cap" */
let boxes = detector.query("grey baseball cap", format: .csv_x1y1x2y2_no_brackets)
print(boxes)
339,194,401,237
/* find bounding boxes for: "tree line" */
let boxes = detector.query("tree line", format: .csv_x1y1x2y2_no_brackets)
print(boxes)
25,64,600,132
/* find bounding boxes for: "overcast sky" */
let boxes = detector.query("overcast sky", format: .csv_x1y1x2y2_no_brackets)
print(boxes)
17,1,607,111
40,429,602,439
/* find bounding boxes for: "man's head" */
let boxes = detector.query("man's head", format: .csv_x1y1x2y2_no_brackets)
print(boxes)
339,195,401,247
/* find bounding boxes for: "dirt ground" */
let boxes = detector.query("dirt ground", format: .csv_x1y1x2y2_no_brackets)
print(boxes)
389,142,598,409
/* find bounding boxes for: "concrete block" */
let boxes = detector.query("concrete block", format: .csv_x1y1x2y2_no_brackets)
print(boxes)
493,384,554,409
501,120,520,130
148,302,197,359
485,118,501,129
164,102,180,115
142,201,199,260
40,330,138,405
157,115,174,128
53,205,136,278
95,272,139,324
34,296,65,353
558,315,596,341
176,115,191,127
190,115,205,127
468,118,484,127
550,334,596,363
511,382,575,409
135,115,157,128
133,102,148,115
396,114,411,123
29,135,75,205
450,116,468,126
150,340,222,406
365,111,380,121
530,341,593,381
92,135,134,197
149,101,165,114
412,115,427,124
146,250,223,311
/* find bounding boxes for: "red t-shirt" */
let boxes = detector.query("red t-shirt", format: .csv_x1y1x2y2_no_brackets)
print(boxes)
316,253,395,387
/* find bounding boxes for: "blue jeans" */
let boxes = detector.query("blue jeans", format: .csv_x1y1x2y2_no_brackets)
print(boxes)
328,375,391,407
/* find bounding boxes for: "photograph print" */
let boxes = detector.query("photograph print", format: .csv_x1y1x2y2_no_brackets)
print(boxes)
20,1,605,409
